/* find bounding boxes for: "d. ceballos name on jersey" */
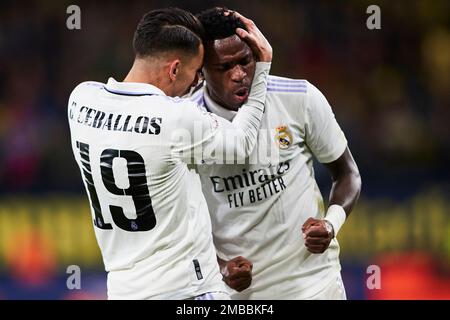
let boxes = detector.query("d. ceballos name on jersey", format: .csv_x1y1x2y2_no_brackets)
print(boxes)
209,161,290,208
69,102,162,135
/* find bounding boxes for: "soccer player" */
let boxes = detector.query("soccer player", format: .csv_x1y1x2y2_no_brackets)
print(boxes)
68,8,272,299
193,8,362,299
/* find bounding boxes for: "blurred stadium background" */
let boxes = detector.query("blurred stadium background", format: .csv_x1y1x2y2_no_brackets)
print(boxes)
0,0,448,299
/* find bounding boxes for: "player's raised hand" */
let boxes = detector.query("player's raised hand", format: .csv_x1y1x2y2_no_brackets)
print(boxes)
302,217,333,254
220,256,253,292
227,11,272,62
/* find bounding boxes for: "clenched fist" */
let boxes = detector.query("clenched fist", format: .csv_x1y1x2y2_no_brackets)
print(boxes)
219,256,253,292
302,217,334,254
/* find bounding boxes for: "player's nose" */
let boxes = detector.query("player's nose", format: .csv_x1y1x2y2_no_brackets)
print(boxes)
230,65,247,82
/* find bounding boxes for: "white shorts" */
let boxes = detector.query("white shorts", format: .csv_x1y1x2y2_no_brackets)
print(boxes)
193,291,230,300
308,273,347,300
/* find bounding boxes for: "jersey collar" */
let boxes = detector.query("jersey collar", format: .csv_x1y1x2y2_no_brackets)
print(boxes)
104,78,166,96
204,86,237,121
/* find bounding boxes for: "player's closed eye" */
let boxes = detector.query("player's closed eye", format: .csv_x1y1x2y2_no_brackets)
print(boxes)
240,57,251,66
217,62,232,71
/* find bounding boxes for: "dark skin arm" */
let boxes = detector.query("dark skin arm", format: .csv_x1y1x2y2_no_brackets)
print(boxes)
302,147,362,254
217,255,253,292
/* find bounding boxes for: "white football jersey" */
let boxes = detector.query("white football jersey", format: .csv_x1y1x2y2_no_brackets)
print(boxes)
68,63,270,299
192,76,348,299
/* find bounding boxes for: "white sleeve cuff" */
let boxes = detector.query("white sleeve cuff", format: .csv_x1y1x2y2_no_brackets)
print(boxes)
325,204,347,237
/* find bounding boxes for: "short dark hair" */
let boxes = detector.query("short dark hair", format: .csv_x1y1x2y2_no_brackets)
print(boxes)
133,7,205,58
196,7,246,41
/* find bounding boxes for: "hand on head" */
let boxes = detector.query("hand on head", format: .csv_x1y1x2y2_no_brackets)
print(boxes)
226,11,273,63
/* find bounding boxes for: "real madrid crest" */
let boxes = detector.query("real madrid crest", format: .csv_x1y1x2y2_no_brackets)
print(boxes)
275,125,293,149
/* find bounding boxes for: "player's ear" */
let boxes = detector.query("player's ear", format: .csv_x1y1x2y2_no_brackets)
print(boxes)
168,59,181,82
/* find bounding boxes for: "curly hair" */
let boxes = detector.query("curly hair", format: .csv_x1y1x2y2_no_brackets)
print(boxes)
196,7,247,41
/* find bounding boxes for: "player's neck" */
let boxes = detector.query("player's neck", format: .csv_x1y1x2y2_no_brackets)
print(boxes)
124,58,167,91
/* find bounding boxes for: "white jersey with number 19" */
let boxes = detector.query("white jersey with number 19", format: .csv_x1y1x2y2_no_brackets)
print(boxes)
68,62,271,299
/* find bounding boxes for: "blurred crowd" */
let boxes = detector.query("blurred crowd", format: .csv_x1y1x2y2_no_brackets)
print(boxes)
0,0,448,196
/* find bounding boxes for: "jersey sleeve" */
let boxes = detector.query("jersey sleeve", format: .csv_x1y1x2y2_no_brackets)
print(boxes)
173,62,271,164
304,82,347,163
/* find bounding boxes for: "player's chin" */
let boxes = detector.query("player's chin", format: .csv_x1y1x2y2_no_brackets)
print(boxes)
228,97,247,111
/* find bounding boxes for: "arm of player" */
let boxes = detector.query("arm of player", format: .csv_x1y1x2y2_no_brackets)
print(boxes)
217,255,253,292
324,147,362,217
303,148,361,253
301,83,362,254
173,13,272,163
172,61,270,164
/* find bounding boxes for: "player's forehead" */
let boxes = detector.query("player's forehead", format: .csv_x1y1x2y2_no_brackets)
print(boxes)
205,35,252,64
